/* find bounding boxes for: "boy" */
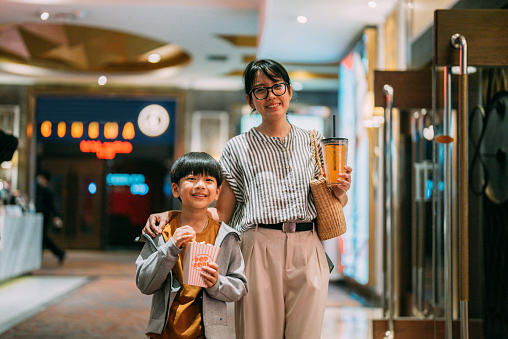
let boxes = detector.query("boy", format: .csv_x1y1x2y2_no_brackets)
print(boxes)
135,152,248,339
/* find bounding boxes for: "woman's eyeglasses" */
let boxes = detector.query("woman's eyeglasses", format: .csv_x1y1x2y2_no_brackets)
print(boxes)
250,83,288,100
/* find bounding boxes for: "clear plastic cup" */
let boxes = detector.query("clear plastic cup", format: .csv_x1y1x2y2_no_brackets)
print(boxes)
321,137,348,184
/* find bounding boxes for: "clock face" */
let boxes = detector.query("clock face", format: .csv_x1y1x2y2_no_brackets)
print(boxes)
137,104,170,137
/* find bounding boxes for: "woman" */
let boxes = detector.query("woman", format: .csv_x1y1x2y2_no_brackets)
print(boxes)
143,59,352,339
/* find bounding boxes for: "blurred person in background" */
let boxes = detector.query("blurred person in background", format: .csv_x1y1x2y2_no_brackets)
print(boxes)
36,171,66,264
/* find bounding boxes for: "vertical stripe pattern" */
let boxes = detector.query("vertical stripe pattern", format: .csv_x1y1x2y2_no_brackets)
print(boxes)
219,124,323,232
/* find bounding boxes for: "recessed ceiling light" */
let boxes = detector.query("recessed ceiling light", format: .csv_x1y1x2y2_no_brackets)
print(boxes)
368,1,378,8
98,76,107,86
40,12,49,20
148,53,161,63
297,16,307,24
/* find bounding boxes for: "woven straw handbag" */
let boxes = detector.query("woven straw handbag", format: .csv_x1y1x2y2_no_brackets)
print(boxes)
309,130,347,241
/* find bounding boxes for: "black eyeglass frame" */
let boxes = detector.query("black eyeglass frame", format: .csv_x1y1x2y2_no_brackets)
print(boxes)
249,82,289,100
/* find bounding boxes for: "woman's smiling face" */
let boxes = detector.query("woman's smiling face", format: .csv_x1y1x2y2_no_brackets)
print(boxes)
246,71,292,122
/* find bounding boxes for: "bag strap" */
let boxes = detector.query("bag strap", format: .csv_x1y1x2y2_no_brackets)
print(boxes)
309,130,325,177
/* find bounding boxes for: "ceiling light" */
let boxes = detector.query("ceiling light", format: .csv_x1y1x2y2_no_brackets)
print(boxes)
38,9,88,21
148,53,161,63
98,76,107,86
296,16,307,24
368,1,378,8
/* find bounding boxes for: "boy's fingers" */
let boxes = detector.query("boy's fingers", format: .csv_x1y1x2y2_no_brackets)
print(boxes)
201,269,216,281
202,264,219,278
207,262,219,270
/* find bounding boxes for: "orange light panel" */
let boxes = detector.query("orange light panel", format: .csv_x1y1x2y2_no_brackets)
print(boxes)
57,122,66,138
88,122,99,139
122,122,135,139
104,122,118,139
41,121,52,137
71,122,83,138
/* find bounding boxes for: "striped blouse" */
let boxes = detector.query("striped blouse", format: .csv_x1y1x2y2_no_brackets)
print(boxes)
219,124,323,233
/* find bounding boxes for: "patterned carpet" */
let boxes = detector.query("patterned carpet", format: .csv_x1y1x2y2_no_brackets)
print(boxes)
0,250,152,339
1,249,364,339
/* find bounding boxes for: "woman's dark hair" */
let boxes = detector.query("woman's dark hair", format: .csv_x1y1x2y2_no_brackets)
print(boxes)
243,59,291,96
170,152,223,187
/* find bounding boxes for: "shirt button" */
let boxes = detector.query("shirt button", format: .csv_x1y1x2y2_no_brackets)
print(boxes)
286,165,290,169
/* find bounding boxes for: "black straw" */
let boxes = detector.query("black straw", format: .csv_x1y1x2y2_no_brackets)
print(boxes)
332,114,336,138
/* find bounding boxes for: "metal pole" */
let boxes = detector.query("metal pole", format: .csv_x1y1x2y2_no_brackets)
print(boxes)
431,65,438,337
443,66,454,339
451,33,469,339
383,84,395,339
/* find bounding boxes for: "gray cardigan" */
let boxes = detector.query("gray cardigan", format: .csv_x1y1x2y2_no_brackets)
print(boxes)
135,222,248,338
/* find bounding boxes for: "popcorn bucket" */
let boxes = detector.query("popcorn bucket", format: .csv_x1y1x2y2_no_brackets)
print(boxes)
182,242,220,287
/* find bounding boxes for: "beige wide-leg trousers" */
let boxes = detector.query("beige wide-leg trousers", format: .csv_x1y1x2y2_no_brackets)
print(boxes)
235,226,329,339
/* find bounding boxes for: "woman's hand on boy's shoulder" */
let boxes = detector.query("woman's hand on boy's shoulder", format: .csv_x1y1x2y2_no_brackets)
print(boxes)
171,226,196,248
143,211,177,237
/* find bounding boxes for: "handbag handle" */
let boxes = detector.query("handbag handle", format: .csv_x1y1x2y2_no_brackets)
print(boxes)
309,130,325,178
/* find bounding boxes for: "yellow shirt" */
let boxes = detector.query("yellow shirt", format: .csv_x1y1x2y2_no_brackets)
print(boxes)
148,214,220,339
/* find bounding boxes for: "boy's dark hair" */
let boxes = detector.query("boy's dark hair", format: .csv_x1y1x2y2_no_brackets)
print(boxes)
243,59,291,96
170,152,223,187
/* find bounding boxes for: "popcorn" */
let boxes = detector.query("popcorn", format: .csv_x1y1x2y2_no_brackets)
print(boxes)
182,241,220,287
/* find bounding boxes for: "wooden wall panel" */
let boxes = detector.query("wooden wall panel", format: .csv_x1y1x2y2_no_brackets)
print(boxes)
374,70,432,108
374,70,459,109
434,9,508,66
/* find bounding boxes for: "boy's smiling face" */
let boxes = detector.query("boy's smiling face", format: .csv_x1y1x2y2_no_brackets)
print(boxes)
172,173,221,210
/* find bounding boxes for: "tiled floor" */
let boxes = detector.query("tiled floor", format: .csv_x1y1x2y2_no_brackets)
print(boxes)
0,250,381,338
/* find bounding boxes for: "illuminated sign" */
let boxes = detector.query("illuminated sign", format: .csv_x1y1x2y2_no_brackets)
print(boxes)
107,174,145,186
106,173,149,196
80,140,132,159
40,120,139,159
130,183,149,195
40,121,135,140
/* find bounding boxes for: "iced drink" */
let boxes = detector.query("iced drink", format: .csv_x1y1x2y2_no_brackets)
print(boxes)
321,137,348,184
